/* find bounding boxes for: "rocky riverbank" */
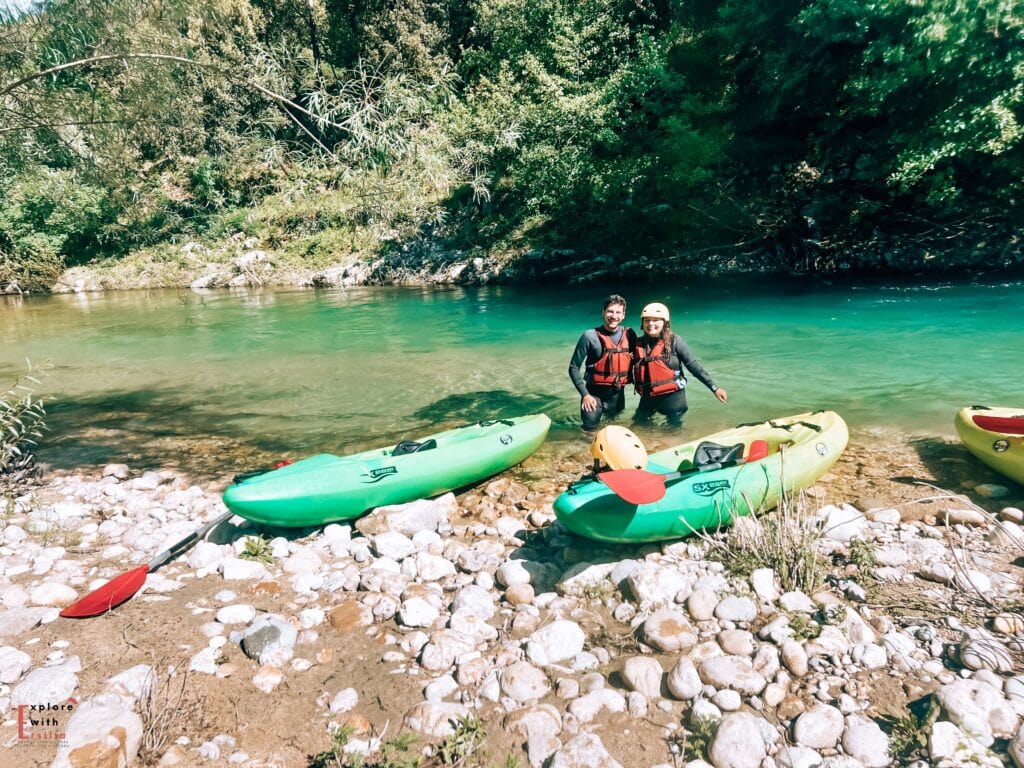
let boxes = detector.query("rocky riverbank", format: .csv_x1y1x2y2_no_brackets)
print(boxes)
48,227,1024,295
2,438,1024,768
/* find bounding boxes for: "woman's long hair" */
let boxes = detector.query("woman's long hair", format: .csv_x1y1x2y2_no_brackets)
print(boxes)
659,320,674,348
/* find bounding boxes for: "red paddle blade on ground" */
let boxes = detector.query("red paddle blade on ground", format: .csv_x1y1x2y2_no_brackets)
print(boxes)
598,468,667,505
59,564,150,618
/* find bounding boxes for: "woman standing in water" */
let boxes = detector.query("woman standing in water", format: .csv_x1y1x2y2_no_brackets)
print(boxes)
632,302,727,427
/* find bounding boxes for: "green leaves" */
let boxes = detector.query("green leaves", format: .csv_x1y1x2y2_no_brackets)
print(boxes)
0,362,49,483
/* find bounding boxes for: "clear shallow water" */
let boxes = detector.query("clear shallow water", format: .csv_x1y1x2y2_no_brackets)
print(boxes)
2,275,1022,474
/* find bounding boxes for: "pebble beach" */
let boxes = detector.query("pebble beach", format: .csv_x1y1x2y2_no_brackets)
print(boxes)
2,434,1024,768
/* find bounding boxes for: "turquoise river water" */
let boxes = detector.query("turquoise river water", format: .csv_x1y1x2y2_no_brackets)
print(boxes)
1,275,1021,476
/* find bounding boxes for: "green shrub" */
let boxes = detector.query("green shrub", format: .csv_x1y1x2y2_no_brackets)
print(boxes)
0,363,48,486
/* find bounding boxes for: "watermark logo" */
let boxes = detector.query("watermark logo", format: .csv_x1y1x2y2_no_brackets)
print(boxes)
17,698,77,745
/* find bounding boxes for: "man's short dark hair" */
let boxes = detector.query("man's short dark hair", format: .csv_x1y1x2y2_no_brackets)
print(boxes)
603,294,627,311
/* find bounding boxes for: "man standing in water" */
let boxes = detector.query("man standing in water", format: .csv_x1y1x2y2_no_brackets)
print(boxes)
568,295,637,431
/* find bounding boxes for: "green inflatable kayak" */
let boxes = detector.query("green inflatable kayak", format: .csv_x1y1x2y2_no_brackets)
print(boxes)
554,411,848,543
224,414,551,526
955,405,1024,485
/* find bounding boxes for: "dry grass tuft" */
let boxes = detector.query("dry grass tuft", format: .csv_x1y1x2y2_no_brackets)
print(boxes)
702,490,827,594
138,665,208,765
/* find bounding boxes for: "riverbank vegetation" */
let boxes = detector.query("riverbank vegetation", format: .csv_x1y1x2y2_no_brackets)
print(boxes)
1,0,1022,292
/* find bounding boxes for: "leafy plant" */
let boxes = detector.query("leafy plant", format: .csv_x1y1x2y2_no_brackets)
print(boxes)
310,726,420,768
786,611,821,641
881,696,938,763
848,538,877,575
666,716,716,765
437,715,486,765
0,361,49,487
239,535,275,564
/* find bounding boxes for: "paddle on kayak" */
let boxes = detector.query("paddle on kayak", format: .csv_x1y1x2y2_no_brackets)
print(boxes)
599,439,770,505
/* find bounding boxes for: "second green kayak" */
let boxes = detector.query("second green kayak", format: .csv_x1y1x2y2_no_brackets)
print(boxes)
554,411,849,543
224,414,551,526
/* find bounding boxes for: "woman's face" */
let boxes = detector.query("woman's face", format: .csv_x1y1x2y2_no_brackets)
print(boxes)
642,317,665,337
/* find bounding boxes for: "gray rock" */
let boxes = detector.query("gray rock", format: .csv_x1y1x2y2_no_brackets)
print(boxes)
712,689,741,711
621,656,663,698
687,588,719,620
357,497,450,537
567,689,626,723
842,715,890,768
416,552,457,581
780,591,816,613
750,569,779,601
497,560,533,587
821,504,866,542
625,563,691,606
550,733,624,768
0,607,48,637
28,585,76,610
1010,723,1024,768
793,705,844,749
11,663,78,706
934,679,1018,747
403,701,470,738
961,637,1014,673
330,688,358,713
776,746,824,768
667,657,703,700
238,614,297,667
420,630,476,672
699,655,767,695
452,584,496,619
526,620,585,666
714,596,758,623
371,531,416,560
501,661,551,703
643,609,698,651
398,597,439,628
51,698,142,768
0,645,32,683
708,712,767,768
220,557,269,581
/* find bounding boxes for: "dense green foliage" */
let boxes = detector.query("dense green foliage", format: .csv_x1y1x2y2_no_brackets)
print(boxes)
1,0,1022,290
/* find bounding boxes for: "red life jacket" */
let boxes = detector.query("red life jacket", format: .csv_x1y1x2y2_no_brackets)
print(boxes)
589,328,633,388
633,338,682,396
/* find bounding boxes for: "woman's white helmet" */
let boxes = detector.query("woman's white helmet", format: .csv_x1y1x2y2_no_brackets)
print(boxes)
641,302,670,322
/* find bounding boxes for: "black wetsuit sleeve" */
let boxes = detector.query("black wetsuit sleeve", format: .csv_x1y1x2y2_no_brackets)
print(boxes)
674,336,718,392
568,332,595,397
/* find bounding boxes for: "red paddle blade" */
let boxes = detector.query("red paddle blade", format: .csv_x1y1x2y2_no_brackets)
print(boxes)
598,468,667,505
59,565,150,618
747,439,770,461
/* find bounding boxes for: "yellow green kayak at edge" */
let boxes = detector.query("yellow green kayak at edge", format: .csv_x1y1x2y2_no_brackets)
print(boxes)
223,414,551,526
554,411,849,543
955,406,1024,486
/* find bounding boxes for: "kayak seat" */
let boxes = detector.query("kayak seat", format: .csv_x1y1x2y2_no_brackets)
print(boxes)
973,414,1024,436
392,439,438,456
693,441,744,470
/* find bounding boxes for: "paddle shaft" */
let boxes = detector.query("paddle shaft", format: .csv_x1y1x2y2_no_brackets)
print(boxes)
147,510,233,571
